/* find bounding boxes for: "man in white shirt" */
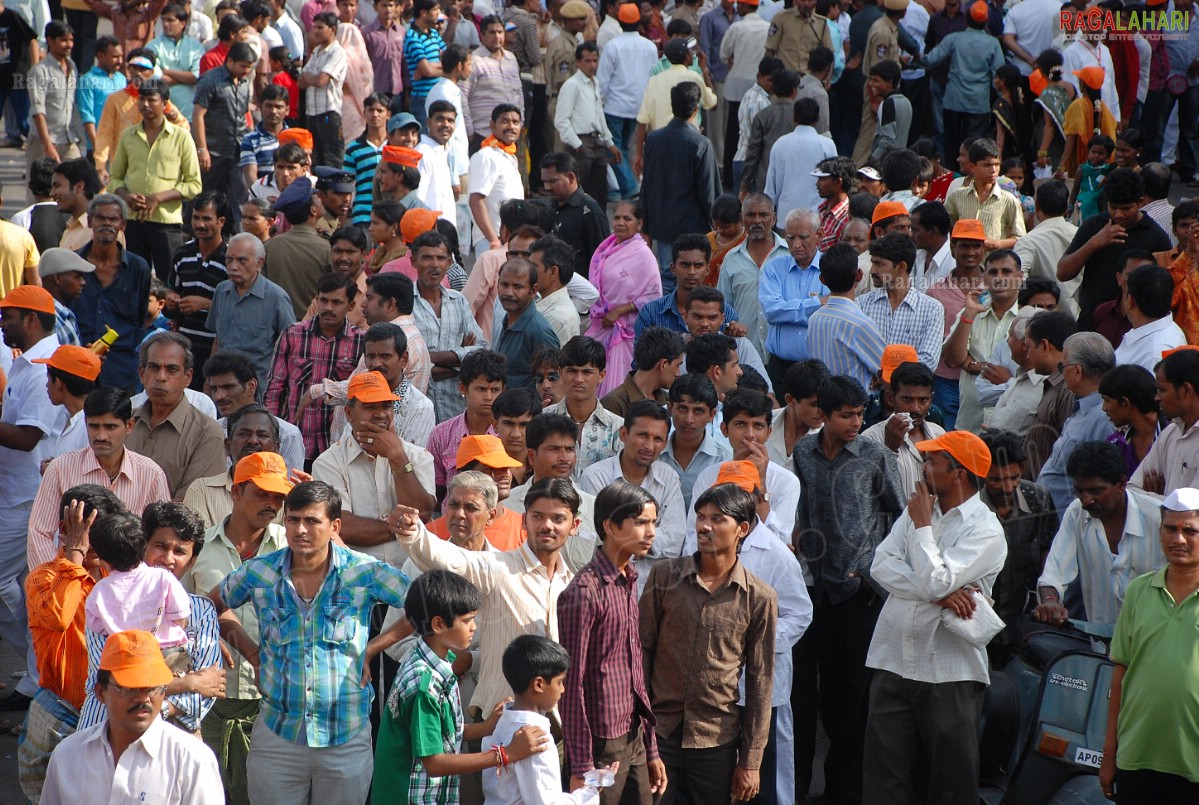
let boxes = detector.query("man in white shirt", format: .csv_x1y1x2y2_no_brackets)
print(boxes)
1114,264,1186,372
1034,440,1164,626
595,4,659,198
415,100,458,221
42,629,224,805
1130,346,1199,497
864,430,1007,804
1001,0,1062,76
763,97,836,222
529,234,581,346
467,104,524,254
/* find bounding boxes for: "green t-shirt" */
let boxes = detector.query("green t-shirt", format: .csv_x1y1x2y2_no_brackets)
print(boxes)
370,642,464,805
1110,568,1199,783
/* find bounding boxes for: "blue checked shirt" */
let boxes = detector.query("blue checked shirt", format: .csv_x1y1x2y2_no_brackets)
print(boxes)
855,288,945,372
80,594,223,731
806,297,887,389
220,544,410,747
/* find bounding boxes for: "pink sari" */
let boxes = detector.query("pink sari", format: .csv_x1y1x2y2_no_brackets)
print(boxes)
337,23,375,141
585,234,662,397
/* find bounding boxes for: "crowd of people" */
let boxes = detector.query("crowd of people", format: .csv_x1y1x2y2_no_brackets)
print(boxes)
0,0,1198,803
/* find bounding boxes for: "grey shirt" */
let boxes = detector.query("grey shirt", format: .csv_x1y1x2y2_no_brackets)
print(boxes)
206,272,296,387
28,55,79,145
193,65,253,158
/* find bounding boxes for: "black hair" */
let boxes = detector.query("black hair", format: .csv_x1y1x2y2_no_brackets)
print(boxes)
668,372,718,410
1125,264,1174,319
817,375,868,414
84,387,133,421
47,365,97,397
226,402,280,441
204,350,258,386
405,569,483,636
61,484,125,523
1160,347,1199,390
1105,167,1145,206
633,326,686,371
889,361,935,394
710,193,742,225
686,333,737,376
672,232,712,262
793,97,820,126
593,481,658,542
53,157,101,200
142,501,206,557
460,349,508,387
967,138,1001,163
880,149,922,195
90,511,146,571
911,200,950,236
1026,310,1077,351
492,387,542,419
561,335,606,372
868,59,901,88
526,413,578,451
1066,441,1127,484
284,480,341,520
524,476,582,514
1035,179,1070,217
770,68,799,98
502,634,570,694
722,388,772,424
529,234,577,286
364,321,408,358
818,243,859,293
979,428,1026,468
693,482,757,525
1098,364,1159,414
1019,276,1061,305
366,272,415,315
670,81,702,119
623,399,670,433
330,225,370,253
867,232,916,272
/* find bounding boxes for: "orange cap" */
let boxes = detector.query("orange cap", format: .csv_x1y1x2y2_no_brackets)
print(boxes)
950,218,986,241
617,3,640,22
277,128,314,151
32,344,102,381
871,201,909,225
914,430,992,478
401,208,442,244
880,344,919,384
968,1,989,22
457,434,523,469
348,371,399,403
0,285,56,315
233,451,294,495
1073,66,1106,91
382,145,422,169
715,460,761,493
99,630,174,688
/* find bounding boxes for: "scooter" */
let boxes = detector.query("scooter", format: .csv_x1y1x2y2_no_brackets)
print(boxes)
978,618,1115,805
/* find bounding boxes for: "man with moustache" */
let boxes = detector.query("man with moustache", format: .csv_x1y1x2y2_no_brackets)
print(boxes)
42,630,224,803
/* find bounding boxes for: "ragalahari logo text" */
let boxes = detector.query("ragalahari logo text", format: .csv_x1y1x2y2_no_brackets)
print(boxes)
1060,8,1194,40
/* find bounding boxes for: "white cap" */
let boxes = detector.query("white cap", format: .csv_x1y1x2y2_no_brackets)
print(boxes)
1162,487,1199,512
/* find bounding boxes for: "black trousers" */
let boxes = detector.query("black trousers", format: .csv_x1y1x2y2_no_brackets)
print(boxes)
305,111,344,169
124,220,185,284
656,727,740,805
1116,768,1199,805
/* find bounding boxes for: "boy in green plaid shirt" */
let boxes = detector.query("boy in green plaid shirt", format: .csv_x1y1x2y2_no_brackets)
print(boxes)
370,566,552,804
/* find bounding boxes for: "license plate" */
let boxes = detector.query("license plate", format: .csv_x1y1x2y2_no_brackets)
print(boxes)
1074,747,1103,768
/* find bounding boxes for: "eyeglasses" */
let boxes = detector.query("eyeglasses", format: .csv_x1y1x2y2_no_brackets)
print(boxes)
108,682,168,698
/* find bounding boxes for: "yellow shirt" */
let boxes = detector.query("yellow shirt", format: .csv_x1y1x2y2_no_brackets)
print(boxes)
635,65,718,130
108,119,203,226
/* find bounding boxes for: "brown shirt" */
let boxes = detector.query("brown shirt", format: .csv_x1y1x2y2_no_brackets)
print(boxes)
127,396,227,499
1022,371,1076,481
600,373,668,418
639,554,777,768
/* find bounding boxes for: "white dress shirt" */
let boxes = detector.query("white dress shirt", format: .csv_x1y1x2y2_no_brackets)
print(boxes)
867,493,1007,684
579,453,688,566
1114,316,1186,373
687,460,800,548
1038,490,1165,625
554,69,615,150
595,32,660,119
860,418,947,499
42,717,224,805
1129,417,1199,498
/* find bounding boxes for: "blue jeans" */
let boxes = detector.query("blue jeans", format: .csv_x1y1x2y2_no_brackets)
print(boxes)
933,375,960,431
605,113,639,198
653,238,676,296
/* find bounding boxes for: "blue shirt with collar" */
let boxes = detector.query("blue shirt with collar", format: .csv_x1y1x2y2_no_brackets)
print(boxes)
1037,392,1118,513
758,251,827,362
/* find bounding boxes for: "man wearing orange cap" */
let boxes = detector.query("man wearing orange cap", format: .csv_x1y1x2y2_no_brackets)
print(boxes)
34,344,101,458
925,217,986,429
0,286,63,708
863,429,1006,804
42,630,223,803
186,451,292,802
312,370,436,564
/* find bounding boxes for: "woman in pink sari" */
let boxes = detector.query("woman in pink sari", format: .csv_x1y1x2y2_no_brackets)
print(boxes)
585,201,662,397
337,21,375,140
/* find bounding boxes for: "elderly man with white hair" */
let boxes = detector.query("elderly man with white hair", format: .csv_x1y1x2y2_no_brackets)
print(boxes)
206,232,296,392
758,207,827,392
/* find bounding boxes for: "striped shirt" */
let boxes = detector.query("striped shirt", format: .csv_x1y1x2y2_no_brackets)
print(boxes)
806,296,887,393
169,240,228,353
239,123,284,172
412,286,488,421
220,544,410,746
856,288,945,372
344,133,383,225
28,447,171,569
80,593,222,731
944,182,1027,242
403,25,445,102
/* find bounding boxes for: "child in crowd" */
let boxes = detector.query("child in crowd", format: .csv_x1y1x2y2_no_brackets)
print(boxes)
483,635,613,805
371,570,549,804
84,512,191,671
1072,134,1115,223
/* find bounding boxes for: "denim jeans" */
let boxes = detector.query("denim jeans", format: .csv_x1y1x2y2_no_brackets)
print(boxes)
605,113,639,198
